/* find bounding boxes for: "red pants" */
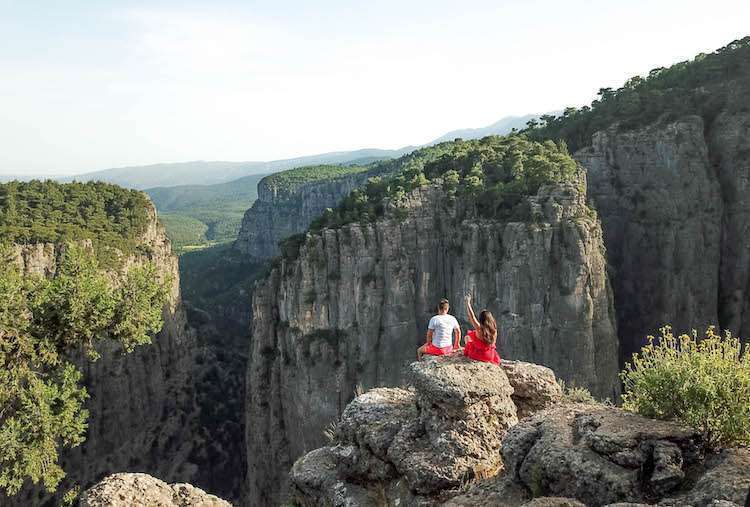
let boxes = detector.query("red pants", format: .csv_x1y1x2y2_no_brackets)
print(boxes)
423,343,453,356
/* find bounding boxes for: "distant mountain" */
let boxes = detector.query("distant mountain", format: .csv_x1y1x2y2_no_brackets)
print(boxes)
59,114,549,190
145,173,265,213
66,148,414,190
0,173,60,183
427,113,554,145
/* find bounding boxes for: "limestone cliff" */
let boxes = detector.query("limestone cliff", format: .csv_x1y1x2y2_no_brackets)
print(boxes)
234,169,376,259
577,110,750,359
8,203,200,505
246,177,620,505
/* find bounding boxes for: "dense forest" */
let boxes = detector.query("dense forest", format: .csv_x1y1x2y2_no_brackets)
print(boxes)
145,174,265,252
525,37,750,151
0,181,151,262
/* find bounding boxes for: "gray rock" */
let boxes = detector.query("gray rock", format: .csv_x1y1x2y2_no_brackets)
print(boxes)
247,178,620,505
79,473,231,507
576,112,750,359
291,356,524,505
502,403,750,506
234,169,378,259
500,360,562,419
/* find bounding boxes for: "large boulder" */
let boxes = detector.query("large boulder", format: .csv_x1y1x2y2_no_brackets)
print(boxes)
500,360,562,419
290,356,561,506
79,473,231,507
501,403,750,506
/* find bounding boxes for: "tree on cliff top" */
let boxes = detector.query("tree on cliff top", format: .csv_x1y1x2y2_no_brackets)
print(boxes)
0,244,170,496
524,36,750,151
301,135,578,241
0,180,152,267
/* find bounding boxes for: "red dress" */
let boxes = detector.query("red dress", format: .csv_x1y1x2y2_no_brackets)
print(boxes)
464,330,501,365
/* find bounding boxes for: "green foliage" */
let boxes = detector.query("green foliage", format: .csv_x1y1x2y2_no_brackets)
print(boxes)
146,175,263,251
526,37,750,151
621,326,750,447
262,164,371,195
179,242,265,313
558,379,596,404
309,136,579,235
0,244,170,495
0,180,151,264
158,213,209,252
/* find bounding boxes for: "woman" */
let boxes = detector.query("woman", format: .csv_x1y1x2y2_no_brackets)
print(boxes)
463,293,501,365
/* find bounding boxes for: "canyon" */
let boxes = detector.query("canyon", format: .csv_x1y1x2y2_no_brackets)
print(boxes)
245,173,621,505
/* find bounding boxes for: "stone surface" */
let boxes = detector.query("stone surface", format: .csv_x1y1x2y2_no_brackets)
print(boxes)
79,473,231,507
234,168,380,259
500,360,562,419
576,113,750,358
247,178,620,505
290,356,531,506
501,403,750,506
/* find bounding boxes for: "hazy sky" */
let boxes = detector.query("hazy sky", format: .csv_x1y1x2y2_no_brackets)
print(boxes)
2,1,749,175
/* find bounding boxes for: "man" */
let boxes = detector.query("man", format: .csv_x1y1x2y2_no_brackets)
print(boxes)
417,298,461,359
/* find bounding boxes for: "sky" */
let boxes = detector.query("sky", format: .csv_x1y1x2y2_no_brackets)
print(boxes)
1,1,749,176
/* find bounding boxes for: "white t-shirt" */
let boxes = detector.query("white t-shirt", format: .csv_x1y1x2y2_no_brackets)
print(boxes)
428,314,460,348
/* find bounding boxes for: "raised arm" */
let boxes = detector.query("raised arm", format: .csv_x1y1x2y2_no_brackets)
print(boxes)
465,294,480,330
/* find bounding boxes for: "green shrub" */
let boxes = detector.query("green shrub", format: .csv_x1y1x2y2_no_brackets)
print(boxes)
621,325,750,447
558,379,596,404
0,243,169,495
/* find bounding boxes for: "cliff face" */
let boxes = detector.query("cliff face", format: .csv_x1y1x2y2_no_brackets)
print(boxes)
234,171,374,259
9,204,200,505
246,179,620,505
577,110,750,359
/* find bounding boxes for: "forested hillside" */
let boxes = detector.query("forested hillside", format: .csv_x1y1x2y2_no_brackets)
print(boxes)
302,136,577,238
145,174,265,252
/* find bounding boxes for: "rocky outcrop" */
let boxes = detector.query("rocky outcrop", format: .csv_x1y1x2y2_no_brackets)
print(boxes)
290,356,560,506
234,170,376,259
79,473,231,507
246,176,619,505
495,403,750,506
7,204,202,505
576,111,750,359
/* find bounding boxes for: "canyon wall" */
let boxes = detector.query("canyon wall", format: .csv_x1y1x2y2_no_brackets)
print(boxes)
8,204,201,506
245,178,620,505
577,109,750,359
234,170,376,259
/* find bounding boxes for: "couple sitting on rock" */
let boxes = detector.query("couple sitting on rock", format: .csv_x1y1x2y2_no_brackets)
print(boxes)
416,295,500,365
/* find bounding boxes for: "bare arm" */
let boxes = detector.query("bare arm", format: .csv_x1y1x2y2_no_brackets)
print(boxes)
426,329,433,345
465,294,480,330
453,326,461,349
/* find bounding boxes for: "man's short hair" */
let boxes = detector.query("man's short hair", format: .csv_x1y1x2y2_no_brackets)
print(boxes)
438,298,449,311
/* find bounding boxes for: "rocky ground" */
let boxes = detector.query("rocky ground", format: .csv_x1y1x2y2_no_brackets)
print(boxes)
78,473,231,507
291,355,750,507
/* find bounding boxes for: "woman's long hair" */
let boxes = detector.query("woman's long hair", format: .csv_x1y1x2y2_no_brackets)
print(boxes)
478,310,497,345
